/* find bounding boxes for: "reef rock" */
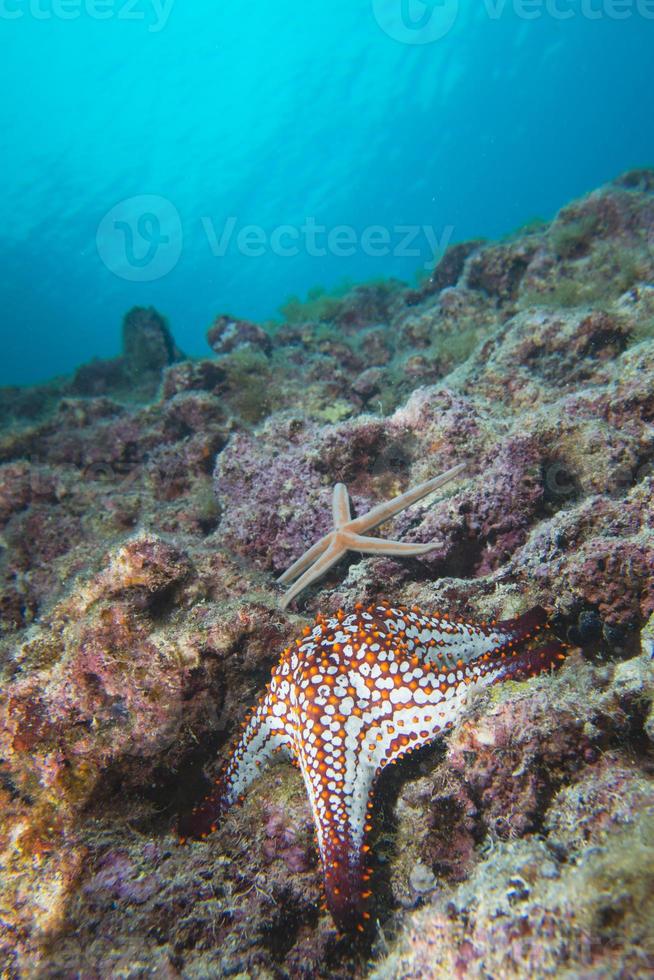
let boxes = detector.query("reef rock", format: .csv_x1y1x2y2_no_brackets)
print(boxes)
0,172,653,978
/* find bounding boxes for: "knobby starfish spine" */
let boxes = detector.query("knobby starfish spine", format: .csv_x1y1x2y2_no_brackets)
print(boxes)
179,601,567,932
277,462,467,609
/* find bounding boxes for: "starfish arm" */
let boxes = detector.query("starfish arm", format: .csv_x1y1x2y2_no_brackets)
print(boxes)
360,613,566,772
277,531,332,585
487,640,568,685
332,482,352,528
343,531,439,556
179,697,291,840
347,462,467,535
296,730,377,932
279,540,346,609
396,605,551,667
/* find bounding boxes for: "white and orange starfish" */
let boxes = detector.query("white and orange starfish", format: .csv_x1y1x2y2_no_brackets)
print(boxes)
277,462,467,609
179,601,567,931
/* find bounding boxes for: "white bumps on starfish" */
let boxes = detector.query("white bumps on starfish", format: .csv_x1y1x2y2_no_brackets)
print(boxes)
278,461,467,609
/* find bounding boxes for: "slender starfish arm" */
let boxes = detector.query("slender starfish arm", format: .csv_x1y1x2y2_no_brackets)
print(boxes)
347,462,467,535
277,531,333,585
344,532,439,556
279,540,345,609
332,482,352,528
277,463,466,608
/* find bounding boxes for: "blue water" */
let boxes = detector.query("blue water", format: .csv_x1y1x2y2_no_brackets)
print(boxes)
1,1,653,386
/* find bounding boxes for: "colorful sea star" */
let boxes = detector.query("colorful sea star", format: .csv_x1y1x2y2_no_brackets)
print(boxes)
179,602,566,932
277,462,467,609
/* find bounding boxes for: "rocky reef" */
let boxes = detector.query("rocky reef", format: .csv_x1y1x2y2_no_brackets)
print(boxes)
1,172,653,978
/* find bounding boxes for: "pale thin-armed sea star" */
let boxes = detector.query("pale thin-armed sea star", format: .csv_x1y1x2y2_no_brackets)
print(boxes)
277,462,467,609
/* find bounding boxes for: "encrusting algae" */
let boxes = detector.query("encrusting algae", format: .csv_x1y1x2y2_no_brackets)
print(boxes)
0,173,653,976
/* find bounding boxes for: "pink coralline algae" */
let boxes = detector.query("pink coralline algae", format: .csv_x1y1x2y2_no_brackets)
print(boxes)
0,172,653,977
206,313,273,356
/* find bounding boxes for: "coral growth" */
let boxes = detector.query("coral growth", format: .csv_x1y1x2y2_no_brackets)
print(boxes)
0,172,653,977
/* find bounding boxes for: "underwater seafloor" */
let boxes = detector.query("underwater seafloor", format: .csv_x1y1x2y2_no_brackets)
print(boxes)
1,171,654,979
